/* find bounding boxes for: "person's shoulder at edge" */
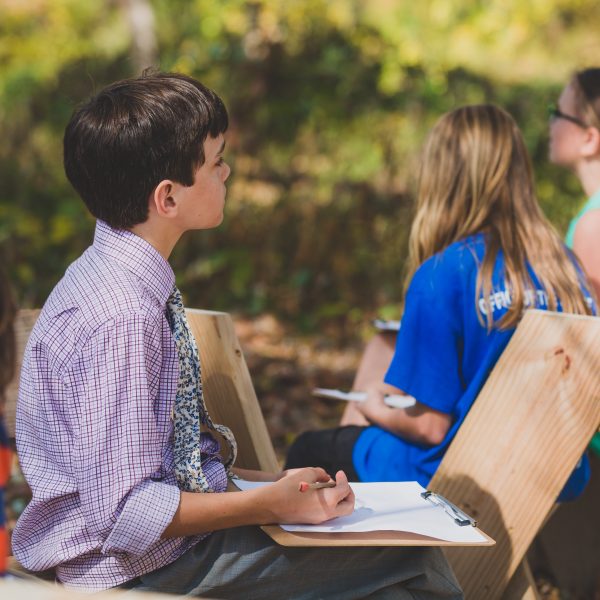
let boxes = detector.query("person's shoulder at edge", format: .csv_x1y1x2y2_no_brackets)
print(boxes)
574,206,600,246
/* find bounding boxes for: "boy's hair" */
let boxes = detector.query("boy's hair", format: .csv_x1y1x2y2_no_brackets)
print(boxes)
571,67,600,130
0,262,15,408
64,71,229,229
406,104,594,329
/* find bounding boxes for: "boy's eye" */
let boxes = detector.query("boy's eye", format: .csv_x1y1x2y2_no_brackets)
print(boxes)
216,157,224,166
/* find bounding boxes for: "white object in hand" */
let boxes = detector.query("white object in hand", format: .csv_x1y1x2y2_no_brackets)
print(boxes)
372,319,401,332
312,388,416,409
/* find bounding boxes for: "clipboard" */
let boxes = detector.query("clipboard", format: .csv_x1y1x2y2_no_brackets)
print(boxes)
261,524,495,547
261,491,494,547
235,480,495,548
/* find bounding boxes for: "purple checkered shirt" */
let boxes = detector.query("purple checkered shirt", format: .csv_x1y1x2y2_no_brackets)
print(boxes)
12,221,228,590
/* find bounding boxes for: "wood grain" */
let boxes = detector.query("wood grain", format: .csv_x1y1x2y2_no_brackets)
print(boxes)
186,309,280,473
430,310,600,599
260,525,494,547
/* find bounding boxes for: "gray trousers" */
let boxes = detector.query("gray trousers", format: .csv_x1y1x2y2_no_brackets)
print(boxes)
128,526,463,599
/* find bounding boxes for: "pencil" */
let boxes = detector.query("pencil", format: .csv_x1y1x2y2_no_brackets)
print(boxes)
298,480,337,492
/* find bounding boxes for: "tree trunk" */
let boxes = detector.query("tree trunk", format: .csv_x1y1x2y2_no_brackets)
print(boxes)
118,0,158,74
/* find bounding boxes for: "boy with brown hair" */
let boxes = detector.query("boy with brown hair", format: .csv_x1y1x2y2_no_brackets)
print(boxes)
12,71,461,598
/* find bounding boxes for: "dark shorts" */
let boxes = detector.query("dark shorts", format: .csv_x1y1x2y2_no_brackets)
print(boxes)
284,425,366,481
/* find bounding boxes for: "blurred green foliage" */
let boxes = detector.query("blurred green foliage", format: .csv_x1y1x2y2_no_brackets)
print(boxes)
1,0,598,338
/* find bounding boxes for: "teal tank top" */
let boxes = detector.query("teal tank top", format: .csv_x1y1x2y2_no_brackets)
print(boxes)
565,189,600,249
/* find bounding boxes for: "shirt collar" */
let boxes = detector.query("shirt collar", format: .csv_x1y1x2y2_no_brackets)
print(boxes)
93,220,175,305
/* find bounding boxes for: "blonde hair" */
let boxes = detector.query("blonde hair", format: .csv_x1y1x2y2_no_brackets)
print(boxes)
406,104,593,329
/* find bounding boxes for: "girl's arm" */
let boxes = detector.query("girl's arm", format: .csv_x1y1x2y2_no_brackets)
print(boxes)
357,382,452,446
573,209,600,300
340,333,397,427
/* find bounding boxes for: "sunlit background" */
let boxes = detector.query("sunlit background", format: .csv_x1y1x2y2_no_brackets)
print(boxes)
3,3,600,595
3,0,600,337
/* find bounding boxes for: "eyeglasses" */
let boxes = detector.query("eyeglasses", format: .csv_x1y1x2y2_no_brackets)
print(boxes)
548,104,588,128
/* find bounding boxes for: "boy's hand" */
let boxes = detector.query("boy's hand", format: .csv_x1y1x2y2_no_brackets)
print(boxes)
275,466,317,480
266,468,355,525
231,467,280,482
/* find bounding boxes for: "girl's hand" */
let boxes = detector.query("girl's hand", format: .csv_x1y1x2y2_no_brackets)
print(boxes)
355,384,452,445
265,468,355,525
358,384,388,422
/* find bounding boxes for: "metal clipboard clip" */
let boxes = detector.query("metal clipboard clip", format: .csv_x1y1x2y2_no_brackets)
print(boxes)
420,491,477,527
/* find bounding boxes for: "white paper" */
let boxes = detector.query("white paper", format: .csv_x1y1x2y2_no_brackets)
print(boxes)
234,480,485,543
373,319,401,332
312,388,416,409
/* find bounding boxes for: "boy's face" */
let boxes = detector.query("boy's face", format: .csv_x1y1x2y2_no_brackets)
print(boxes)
175,134,230,230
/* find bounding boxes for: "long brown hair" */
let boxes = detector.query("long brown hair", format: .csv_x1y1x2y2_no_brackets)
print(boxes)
0,264,16,410
406,104,593,329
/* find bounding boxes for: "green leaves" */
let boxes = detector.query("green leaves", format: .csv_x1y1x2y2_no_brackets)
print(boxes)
0,0,595,334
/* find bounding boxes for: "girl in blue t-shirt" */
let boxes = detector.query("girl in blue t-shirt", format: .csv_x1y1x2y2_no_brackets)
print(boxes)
285,104,596,502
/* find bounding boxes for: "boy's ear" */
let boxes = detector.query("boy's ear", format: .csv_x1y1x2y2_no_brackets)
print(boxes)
581,126,600,159
151,179,178,218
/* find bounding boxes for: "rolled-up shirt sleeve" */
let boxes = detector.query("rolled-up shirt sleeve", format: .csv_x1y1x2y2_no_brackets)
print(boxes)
102,478,180,555
71,310,180,557
384,258,464,415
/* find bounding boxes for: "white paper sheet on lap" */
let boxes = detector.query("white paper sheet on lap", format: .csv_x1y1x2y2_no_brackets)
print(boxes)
234,480,486,543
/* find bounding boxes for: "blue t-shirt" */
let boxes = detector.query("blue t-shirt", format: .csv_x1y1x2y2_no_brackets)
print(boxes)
353,233,592,501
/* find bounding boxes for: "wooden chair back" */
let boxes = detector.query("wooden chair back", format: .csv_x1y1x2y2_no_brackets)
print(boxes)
186,309,279,472
429,310,600,599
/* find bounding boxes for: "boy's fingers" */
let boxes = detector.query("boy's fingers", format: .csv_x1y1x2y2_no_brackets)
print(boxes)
326,470,353,504
335,470,348,485
334,470,352,495
309,467,332,482
334,495,355,517
331,477,355,517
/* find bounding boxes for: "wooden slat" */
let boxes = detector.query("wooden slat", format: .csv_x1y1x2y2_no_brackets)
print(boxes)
4,309,40,439
501,558,541,600
430,310,600,599
186,309,280,473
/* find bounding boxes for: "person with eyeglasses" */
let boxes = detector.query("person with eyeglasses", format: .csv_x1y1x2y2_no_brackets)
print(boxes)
549,67,600,458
